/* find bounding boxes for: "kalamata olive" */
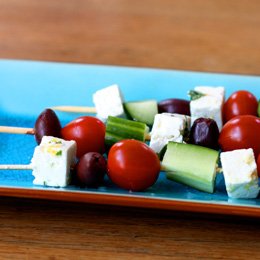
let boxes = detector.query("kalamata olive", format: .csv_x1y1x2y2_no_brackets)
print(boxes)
158,98,190,116
189,118,219,150
34,108,62,144
76,152,107,187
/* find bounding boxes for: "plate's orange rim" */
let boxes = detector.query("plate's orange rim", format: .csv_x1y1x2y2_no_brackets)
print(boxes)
0,187,259,218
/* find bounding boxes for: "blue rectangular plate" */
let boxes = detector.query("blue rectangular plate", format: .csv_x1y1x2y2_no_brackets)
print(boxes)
0,59,259,217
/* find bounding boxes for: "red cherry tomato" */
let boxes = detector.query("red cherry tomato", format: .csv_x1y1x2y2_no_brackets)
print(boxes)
107,139,160,191
219,115,260,159
61,116,105,157
223,90,258,123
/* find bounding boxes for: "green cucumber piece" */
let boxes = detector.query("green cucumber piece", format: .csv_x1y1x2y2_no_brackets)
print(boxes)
124,100,158,125
162,142,219,193
105,116,148,147
257,99,260,117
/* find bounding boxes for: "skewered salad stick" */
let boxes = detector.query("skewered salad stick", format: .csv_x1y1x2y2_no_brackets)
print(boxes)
0,109,62,144
0,106,218,164
2,85,226,147
0,134,258,198
0,136,77,187
0,135,218,193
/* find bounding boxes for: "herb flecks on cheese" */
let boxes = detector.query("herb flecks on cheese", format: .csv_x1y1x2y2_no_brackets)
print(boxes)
41,138,64,156
188,90,205,101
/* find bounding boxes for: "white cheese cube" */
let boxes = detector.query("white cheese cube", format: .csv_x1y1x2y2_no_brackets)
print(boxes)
220,148,259,199
190,86,225,130
149,113,190,153
93,84,125,121
31,136,77,187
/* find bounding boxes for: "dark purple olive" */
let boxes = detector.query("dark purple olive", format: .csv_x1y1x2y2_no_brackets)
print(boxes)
76,152,107,187
34,108,62,144
158,98,190,116
189,118,219,150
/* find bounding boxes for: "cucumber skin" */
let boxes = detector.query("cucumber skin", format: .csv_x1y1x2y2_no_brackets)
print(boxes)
105,116,147,147
166,171,215,193
124,100,158,125
162,142,219,193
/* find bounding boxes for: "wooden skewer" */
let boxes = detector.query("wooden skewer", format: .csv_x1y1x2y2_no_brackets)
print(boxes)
51,106,97,113
0,126,35,135
145,133,151,141
0,126,151,141
0,164,33,170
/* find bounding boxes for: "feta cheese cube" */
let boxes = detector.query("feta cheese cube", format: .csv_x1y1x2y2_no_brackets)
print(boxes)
220,148,259,199
190,86,225,130
149,113,190,153
31,136,77,187
93,84,125,121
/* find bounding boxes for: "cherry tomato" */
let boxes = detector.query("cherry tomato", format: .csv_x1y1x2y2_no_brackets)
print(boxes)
107,139,160,191
61,116,105,157
223,90,258,123
219,115,260,159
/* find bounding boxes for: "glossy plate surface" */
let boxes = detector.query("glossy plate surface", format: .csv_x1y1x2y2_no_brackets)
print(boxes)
0,59,260,217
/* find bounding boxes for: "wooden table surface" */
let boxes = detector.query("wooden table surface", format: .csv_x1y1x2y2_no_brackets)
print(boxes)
1,0,260,259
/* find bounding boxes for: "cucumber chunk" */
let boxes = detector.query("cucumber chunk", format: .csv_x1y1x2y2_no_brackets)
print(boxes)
162,142,219,193
124,100,158,125
105,116,148,147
